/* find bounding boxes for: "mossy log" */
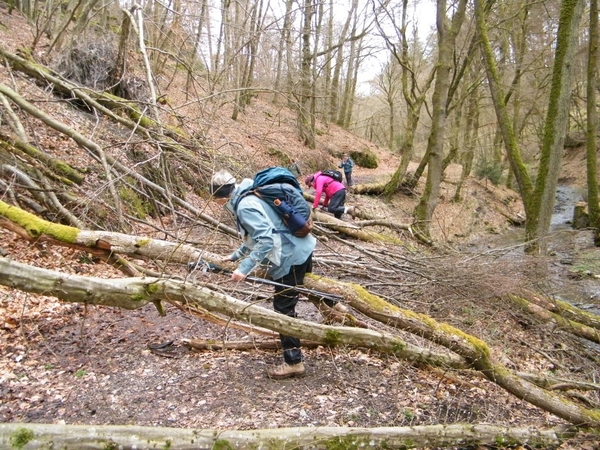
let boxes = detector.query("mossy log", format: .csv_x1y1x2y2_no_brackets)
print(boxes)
303,274,600,428
507,293,600,343
350,181,388,195
304,192,411,241
0,199,228,264
0,132,85,185
3,207,600,427
0,47,213,199
0,422,572,450
0,47,185,140
516,371,600,392
311,209,403,243
520,289,600,330
0,257,466,369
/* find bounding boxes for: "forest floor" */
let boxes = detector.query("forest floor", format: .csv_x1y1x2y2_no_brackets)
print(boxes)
1,6,600,450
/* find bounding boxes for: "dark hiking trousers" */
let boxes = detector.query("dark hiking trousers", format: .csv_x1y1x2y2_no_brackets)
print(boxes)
344,171,352,186
327,189,347,219
272,254,313,365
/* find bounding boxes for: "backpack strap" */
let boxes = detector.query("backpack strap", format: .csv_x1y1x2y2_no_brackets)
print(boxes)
316,174,334,189
233,187,292,237
252,187,291,235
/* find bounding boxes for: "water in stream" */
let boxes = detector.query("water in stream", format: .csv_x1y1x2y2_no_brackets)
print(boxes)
464,185,600,313
551,185,584,229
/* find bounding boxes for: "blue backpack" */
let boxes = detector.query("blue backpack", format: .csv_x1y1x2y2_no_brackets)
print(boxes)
234,167,313,237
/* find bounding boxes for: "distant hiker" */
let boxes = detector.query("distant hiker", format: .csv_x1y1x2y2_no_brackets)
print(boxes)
305,171,354,219
338,154,354,186
210,169,316,380
287,160,302,178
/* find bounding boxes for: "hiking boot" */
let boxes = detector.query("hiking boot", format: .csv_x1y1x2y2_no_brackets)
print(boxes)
266,362,305,379
345,206,359,218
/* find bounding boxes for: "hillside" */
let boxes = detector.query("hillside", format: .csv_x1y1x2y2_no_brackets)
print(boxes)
2,6,600,449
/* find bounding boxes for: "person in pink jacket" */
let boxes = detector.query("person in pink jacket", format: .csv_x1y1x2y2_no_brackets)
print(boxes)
305,171,354,219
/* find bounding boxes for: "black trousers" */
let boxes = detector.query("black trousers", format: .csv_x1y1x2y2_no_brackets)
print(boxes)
344,171,352,186
327,189,347,219
272,253,313,364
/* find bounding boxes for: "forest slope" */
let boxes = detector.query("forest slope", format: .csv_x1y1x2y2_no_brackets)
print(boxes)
1,6,600,450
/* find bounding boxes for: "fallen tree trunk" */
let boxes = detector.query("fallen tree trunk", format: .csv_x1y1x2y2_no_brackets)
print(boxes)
304,192,418,241
0,257,467,369
3,205,600,426
0,198,232,266
304,275,600,428
312,209,402,243
350,180,388,195
0,86,237,238
508,293,600,344
0,422,573,449
0,132,85,185
520,289,600,330
0,46,182,139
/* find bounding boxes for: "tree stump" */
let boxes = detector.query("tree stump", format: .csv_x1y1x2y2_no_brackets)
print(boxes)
572,201,589,229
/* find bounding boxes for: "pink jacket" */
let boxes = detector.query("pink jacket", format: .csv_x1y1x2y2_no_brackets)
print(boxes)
311,171,345,208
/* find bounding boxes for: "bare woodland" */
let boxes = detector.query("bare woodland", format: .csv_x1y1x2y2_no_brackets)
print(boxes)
1,0,600,448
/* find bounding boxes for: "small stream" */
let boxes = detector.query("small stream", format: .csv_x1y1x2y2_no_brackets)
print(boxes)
551,185,583,229
466,184,600,313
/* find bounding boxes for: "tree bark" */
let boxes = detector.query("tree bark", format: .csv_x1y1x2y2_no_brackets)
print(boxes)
298,0,316,148
412,0,468,239
0,422,573,450
528,0,585,253
0,257,466,369
586,0,600,244
476,0,585,254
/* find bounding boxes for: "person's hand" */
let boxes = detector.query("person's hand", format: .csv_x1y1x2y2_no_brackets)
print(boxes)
231,269,246,282
222,256,233,263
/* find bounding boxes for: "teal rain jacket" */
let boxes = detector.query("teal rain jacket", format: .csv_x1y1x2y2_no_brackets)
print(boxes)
224,179,317,279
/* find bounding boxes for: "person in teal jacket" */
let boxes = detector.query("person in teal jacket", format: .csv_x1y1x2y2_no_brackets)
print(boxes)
338,154,354,186
210,169,317,379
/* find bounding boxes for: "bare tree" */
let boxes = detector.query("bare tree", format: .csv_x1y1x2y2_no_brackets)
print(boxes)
373,0,436,196
586,0,600,243
412,0,468,240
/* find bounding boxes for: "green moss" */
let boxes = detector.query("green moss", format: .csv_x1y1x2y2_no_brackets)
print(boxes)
103,442,118,450
118,186,149,219
146,283,161,294
10,427,34,449
131,293,146,302
342,278,491,359
163,439,172,449
571,250,600,275
267,147,292,166
399,440,413,449
554,297,600,321
0,200,79,242
136,238,151,247
350,149,378,168
323,329,341,346
323,436,375,449
212,439,234,450
391,340,406,353
324,436,357,449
